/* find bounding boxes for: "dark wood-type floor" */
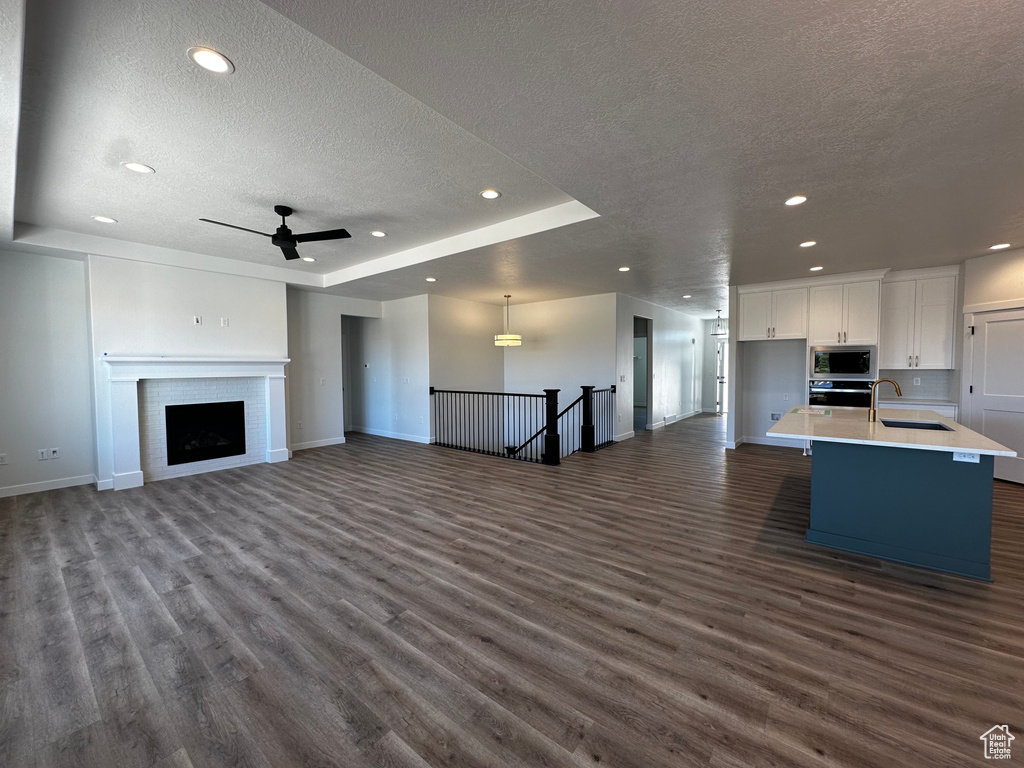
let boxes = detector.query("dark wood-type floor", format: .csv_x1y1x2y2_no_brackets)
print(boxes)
3,415,1023,767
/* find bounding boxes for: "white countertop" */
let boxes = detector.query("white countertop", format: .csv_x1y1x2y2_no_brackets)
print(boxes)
768,406,1016,457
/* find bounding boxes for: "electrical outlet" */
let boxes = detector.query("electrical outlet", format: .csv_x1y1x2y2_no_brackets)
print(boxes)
193,315,202,326
297,421,303,430
320,378,326,386
618,414,622,422
782,393,789,401
402,376,410,384
0,454,7,465
393,412,399,421
37,449,48,461
770,412,782,421
50,448,61,459
220,317,229,327
953,451,980,463
913,377,921,386
620,374,626,382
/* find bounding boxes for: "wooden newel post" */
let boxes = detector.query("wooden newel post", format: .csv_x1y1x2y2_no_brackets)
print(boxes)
581,385,596,452
543,389,561,466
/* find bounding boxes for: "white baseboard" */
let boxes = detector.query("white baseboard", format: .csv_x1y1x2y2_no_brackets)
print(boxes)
290,437,346,452
702,407,718,414
651,420,666,430
743,436,805,449
112,470,144,490
614,430,635,442
0,473,96,499
96,477,113,491
351,427,432,444
726,438,744,450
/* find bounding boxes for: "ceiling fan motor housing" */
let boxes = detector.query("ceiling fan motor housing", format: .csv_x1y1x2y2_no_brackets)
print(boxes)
272,225,295,247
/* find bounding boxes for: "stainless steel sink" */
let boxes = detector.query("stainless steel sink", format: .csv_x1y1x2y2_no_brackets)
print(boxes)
879,419,953,431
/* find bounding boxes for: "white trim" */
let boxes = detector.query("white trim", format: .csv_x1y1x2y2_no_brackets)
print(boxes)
743,435,805,449
266,448,290,463
964,298,1024,314
736,269,889,294
614,430,635,442
322,201,599,286
290,437,347,451
96,477,113,491
0,474,95,499
726,437,745,450
112,470,144,490
651,420,666,430
883,265,960,282
351,426,432,444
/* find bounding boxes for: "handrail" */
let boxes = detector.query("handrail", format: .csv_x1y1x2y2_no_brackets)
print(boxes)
509,393,584,457
430,387,544,398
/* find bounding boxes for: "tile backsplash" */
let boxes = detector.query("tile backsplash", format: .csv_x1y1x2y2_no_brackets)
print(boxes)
878,368,954,400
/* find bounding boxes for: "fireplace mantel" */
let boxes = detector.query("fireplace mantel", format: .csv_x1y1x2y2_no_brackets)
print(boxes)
98,356,290,490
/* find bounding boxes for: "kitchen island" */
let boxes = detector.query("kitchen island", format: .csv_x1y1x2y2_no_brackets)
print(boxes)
769,406,1016,580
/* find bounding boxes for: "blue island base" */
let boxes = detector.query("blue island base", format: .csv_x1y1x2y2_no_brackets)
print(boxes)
807,440,994,581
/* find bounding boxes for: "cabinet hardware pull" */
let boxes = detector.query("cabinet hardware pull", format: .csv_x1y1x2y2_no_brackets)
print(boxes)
772,327,776,338
915,355,919,367
844,331,847,343
837,332,840,343
908,355,912,367
767,326,770,338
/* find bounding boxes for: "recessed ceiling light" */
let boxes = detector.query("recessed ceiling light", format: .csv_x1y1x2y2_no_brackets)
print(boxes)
990,243,1011,250
480,189,501,200
425,277,437,282
92,215,117,224
618,266,630,272
800,241,817,248
683,294,692,299
785,195,807,206
187,47,234,74
371,230,387,238
122,161,155,174
809,266,824,271
301,256,316,262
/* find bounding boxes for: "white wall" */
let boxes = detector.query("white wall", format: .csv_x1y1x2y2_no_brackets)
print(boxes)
428,295,504,391
964,248,1024,313
503,293,618,411
615,294,705,439
87,255,289,486
346,295,431,443
87,255,287,357
286,290,382,452
0,249,96,497
740,339,806,448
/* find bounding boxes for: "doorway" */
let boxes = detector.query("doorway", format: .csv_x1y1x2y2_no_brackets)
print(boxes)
633,317,653,431
966,308,1024,483
716,339,730,416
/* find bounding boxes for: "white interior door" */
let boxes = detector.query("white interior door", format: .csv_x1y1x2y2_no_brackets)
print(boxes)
969,309,1024,484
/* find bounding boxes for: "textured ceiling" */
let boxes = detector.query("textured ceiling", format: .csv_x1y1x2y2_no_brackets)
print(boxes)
13,0,1024,316
15,0,571,273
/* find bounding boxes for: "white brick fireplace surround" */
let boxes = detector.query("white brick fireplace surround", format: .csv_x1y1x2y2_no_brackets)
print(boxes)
100,357,289,490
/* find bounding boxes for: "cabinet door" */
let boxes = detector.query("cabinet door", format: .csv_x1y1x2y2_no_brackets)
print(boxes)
914,276,955,369
879,281,916,369
843,281,880,345
738,292,771,341
771,288,808,339
808,285,844,345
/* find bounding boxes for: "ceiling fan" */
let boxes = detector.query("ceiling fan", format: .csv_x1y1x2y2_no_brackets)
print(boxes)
200,205,351,260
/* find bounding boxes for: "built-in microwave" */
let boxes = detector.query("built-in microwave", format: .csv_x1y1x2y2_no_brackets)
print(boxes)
809,346,876,381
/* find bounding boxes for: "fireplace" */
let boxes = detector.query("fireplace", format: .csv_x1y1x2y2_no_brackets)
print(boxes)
165,400,246,466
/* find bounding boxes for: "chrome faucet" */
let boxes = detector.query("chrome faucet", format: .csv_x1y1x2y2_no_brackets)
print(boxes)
868,378,902,422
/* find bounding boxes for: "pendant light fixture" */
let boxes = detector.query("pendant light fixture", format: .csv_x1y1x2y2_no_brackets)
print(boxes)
710,309,728,337
495,294,522,347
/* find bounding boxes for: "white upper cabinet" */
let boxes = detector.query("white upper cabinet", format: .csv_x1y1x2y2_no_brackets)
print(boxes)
738,291,772,341
881,275,956,369
737,288,807,341
809,281,878,345
880,281,916,368
807,285,844,345
772,289,809,339
843,281,880,345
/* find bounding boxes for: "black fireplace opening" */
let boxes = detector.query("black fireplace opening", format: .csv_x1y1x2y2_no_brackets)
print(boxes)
165,401,246,466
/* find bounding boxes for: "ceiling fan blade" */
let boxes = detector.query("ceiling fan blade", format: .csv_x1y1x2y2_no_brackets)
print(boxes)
294,228,351,243
280,246,301,260
199,218,272,237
